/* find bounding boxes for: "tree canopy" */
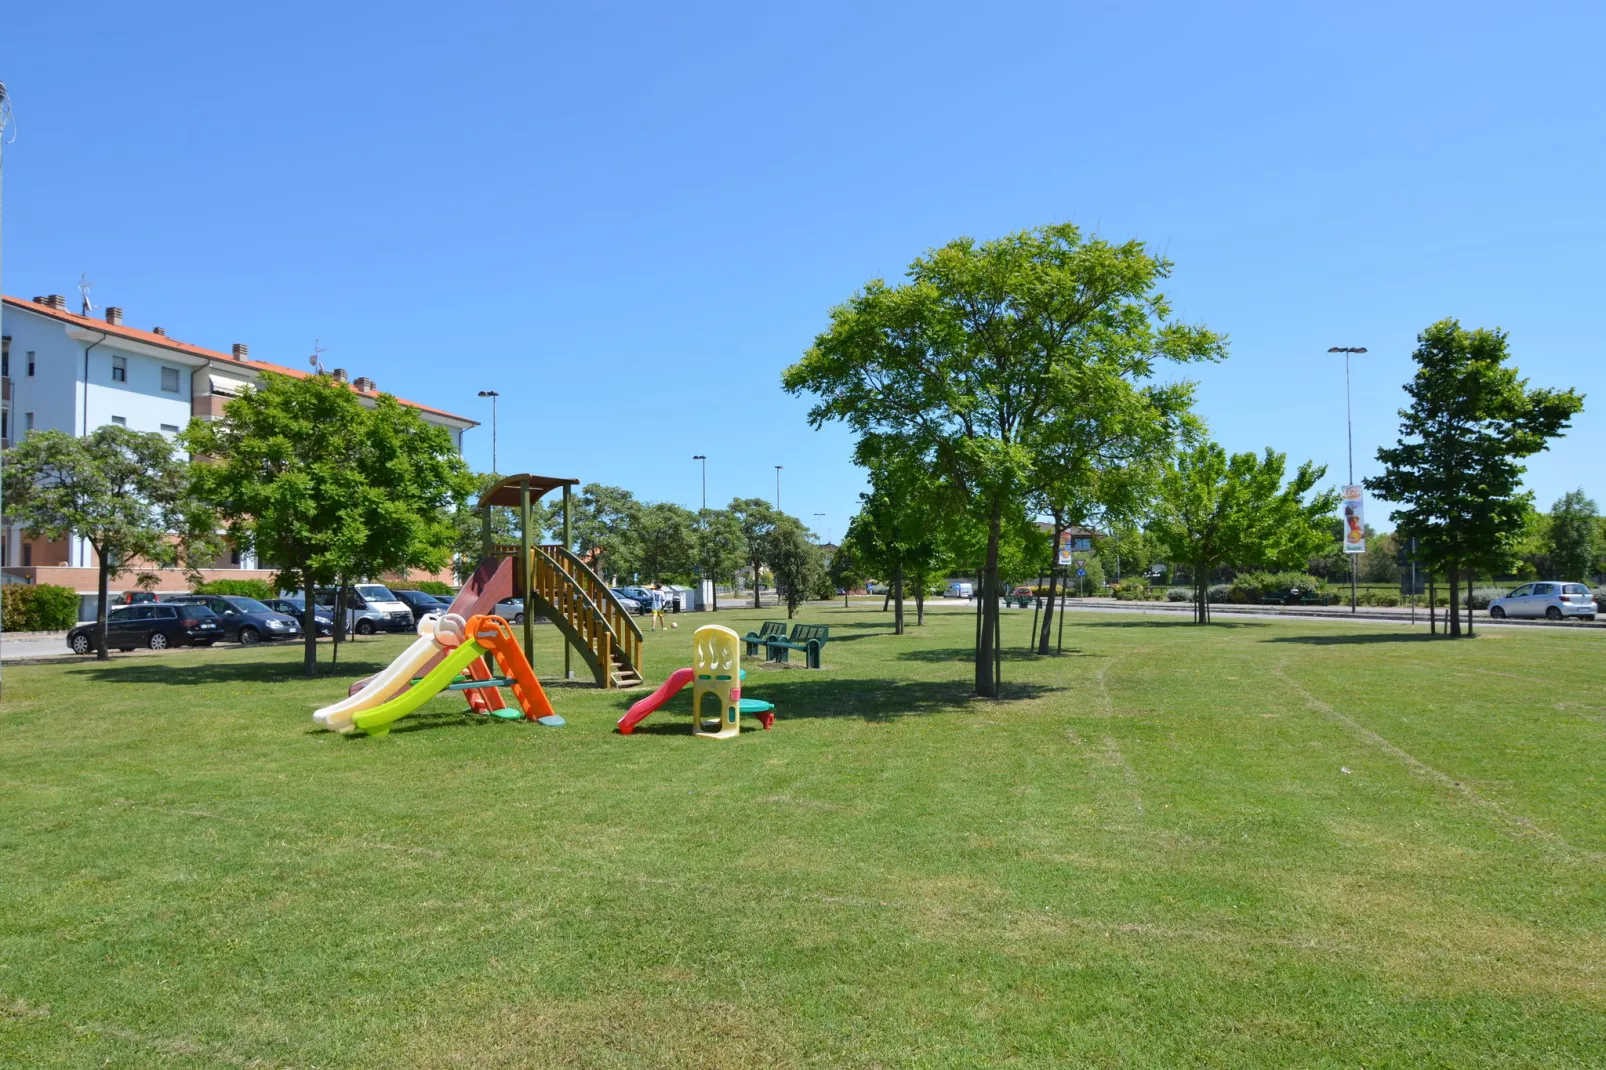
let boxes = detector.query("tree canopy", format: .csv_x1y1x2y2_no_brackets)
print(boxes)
3,426,219,659
784,222,1223,694
1546,489,1598,582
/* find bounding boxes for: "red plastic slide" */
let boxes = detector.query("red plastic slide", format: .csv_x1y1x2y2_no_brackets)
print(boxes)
617,667,695,735
348,556,516,697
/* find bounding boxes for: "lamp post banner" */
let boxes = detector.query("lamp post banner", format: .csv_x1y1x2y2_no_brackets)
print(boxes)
1342,485,1366,554
1057,530,1075,567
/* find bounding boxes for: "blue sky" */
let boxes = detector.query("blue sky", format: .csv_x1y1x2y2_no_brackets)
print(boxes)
4,1,1602,540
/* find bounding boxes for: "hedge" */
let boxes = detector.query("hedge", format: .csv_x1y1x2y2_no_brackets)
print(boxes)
191,578,277,601
409,580,457,597
2,583,81,631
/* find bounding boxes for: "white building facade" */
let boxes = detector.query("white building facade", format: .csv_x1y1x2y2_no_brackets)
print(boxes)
2,294,476,601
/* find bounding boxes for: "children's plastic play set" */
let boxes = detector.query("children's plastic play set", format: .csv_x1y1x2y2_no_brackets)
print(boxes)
311,474,781,740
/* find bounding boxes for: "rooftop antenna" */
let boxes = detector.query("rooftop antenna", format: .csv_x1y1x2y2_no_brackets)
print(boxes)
308,339,327,375
78,273,94,315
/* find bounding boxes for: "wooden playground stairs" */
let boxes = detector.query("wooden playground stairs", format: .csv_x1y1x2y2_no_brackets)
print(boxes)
495,542,644,689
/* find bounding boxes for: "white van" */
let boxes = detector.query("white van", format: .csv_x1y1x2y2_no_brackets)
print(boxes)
945,582,974,598
308,584,417,634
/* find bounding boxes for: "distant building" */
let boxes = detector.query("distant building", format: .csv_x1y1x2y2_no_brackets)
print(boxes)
2,295,476,605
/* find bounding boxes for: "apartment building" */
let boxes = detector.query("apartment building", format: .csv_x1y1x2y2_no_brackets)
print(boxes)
1,294,476,604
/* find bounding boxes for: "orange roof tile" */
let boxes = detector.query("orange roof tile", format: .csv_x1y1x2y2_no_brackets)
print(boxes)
3,295,477,426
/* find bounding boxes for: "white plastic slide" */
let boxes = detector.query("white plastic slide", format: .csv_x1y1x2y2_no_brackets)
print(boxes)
315,615,447,735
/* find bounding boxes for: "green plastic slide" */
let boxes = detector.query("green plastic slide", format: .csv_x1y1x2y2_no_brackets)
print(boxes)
352,641,487,736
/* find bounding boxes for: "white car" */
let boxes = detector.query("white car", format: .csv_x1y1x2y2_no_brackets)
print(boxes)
493,597,528,625
1488,582,1597,622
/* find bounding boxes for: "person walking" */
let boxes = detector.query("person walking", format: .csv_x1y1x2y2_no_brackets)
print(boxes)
650,584,668,631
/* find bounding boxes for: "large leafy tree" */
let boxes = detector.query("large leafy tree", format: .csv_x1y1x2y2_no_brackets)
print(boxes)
841,449,949,633
692,508,747,610
1366,320,1583,637
3,427,220,660
450,471,548,582
636,502,696,584
1149,443,1338,623
766,516,824,619
784,223,1224,696
187,371,471,675
1547,489,1599,582
729,497,780,608
570,484,642,582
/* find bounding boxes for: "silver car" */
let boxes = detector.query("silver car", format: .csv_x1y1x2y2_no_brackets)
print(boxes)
1488,582,1598,621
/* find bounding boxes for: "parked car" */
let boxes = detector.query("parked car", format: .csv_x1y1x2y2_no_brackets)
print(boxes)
1488,582,1598,621
309,584,416,635
165,594,303,644
67,603,224,654
1009,585,1037,608
394,589,449,621
263,597,341,638
113,590,160,606
493,596,527,624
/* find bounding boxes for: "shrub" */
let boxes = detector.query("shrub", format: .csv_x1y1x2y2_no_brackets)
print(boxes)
1207,584,1232,603
1,583,81,631
410,580,456,597
1229,571,1325,604
192,578,276,601
1372,592,1401,607
1468,586,1506,610
1166,587,1192,602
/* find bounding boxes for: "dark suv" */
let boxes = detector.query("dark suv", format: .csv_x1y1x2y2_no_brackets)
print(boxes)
165,595,302,645
67,604,224,654
394,589,449,621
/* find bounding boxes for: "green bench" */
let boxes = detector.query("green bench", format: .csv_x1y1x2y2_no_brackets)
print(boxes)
763,623,830,669
742,621,790,657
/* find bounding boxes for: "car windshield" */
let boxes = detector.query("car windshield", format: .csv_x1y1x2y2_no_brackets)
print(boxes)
181,605,218,618
223,597,273,613
277,599,305,611
356,585,398,602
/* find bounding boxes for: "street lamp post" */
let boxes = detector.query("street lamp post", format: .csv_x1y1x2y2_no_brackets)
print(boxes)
1327,347,1368,613
774,465,783,511
813,512,826,542
476,390,500,475
692,455,707,510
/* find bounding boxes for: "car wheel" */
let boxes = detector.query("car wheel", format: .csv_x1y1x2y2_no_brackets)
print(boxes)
239,626,262,645
70,634,92,655
1545,606,1563,621
513,611,525,625
356,619,375,636
148,632,169,651
1489,605,1506,619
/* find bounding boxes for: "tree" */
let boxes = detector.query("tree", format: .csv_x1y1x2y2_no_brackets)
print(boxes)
784,223,1224,696
1366,320,1584,638
1149,443,1339,623
4,427,220,660
826,539,864,605
450,471,544,582
570,484,642,582
729,497,780,608
636,502,696,584
1548,490,1599,582
766,516,823,619
692,508,747,610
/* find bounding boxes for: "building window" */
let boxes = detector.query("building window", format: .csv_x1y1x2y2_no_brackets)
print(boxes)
112,356,128,382
111,416,127,426
161,367,180,393
26,351,35,377
21,544,32,567
230,547,243,566
160,423,180,434
24,412,34,433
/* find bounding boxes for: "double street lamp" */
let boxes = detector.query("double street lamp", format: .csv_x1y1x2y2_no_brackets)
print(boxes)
1326,347,1368,613
692,455,707,510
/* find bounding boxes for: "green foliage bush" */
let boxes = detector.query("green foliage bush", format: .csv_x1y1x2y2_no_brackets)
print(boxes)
1166,587,1192,602
1468,586,1506,610
1,583,82,630
1206,584,1232,603
1110,582,1164,601
409,580,456,597
191,578,276,601
1228,571,1324,603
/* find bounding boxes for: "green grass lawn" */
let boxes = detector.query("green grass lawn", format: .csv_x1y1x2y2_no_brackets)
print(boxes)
2,605,1603,1068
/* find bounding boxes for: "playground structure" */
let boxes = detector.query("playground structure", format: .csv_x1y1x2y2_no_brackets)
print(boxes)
347,474,644,701
618,624,776,738
315,613,553,736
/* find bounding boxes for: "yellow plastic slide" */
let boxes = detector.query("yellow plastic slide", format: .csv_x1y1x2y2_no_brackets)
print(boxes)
349,641,489,737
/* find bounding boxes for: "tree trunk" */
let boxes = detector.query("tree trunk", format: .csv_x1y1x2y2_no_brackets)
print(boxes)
1447,563,1462,638
1429,574,1437,636
332,576,347,666
882,586,891,612
914,574,925,626
975,502,1002,697
1038,567,1061,654
302,564,319,677
752,557,762,609
94,545,111,661
892,564,905,635
1465,564,1474,637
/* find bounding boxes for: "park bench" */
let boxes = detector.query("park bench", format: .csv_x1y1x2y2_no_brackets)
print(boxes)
1260,589,1332,607
743,621,790,657
763,623,830,669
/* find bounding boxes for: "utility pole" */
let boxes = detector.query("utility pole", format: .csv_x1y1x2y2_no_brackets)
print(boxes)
692,455,706,510
774,465,782,511
1328,346,1368,613
0,81,13,698
477,390,500,474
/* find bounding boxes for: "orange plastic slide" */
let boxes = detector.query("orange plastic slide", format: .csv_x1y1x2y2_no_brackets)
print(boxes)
466,614,554,720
